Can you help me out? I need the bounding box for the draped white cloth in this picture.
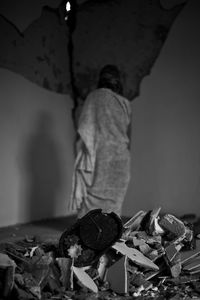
[69,88,131,218]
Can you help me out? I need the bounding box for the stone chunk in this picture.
[159,214,186,240]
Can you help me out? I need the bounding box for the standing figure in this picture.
[69,65,132,218]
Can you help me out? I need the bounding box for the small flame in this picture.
[66,1,71,12]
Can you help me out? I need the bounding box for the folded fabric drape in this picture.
[69,88,131,218]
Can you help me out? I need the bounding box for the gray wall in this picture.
[0,69,75,227]
[124,0,200,216]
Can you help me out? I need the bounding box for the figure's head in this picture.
[98,64,123,95]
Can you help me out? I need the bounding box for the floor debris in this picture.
[0,208,200,299]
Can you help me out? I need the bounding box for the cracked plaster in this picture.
[0,0,188,101]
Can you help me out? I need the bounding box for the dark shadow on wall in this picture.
[25,111,63,221]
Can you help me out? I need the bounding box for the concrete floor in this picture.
[0,215,77,244]
[0,215,131,244]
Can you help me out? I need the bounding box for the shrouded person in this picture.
[69,65,132,218]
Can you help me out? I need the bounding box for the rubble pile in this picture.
[110,207,198,297]
[0,208,200,300]
[0,237,70,299]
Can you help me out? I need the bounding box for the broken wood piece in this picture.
[72,266,98,293]
[45,262,62,293]
[183,260,200,272]
[186,267,200,275]
[144,270,161,281]
[0,252,16,298]
[181,250,200,267]
[56,257,72,290]
[142,207,163,236]
[112,242,159,270]
[31,253,53,290]
[164,245,182,278]
[106,256,128,294]
[131,237,154,257]
[132,236,145,247]
[165,243,182,262]
[124,210,146,231]
[135,231,162,245]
